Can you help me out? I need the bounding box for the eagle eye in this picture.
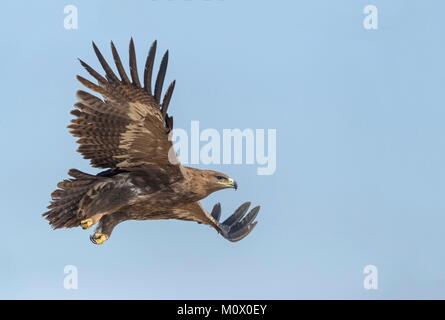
[215,176,226,181]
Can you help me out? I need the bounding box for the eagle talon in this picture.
[90,232,108,245]
[80,218,94,230]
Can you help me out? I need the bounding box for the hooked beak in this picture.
[217,177,238,190]
[228,178,238,190]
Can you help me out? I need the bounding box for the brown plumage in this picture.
[43,38,260,245]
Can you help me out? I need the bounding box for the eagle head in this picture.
[185,168,238,196]
[209,171,238,191]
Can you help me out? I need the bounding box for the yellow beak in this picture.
[226,178,238,190]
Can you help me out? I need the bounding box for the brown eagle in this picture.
[43,39,260,245]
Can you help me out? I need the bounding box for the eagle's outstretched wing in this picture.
[70,39,181,180]
[172,202,260,242]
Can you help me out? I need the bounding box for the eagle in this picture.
[43,39,260,245]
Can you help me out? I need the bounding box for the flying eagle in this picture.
[43,39,260,245]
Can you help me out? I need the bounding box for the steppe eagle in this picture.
[43,39,260,245]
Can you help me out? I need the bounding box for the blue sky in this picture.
[1,0,445,299]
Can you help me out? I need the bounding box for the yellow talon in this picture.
[90,232,108,245]
[80,218,94,230]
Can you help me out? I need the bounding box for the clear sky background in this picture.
[1,0,445,299]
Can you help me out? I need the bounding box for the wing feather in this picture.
[111,41,131,84]
[170,202,261,242]
[154,51,168,102]
[161,80,176,118]
[129,38,142,88]
[78,59,107,84]
[144,41,157,95]
[92,41,119,82]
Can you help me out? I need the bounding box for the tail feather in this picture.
[43,169,98,229]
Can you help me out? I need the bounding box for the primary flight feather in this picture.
[43,39,260,245]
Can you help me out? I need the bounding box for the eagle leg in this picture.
[90,232,109,245]
[80,218,94,229]
[80,212,103,229]
[89,212,128,245]
[213,202,260,242]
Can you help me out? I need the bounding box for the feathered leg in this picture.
[78,178,136,230]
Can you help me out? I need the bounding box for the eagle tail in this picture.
[43,169,99,229]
